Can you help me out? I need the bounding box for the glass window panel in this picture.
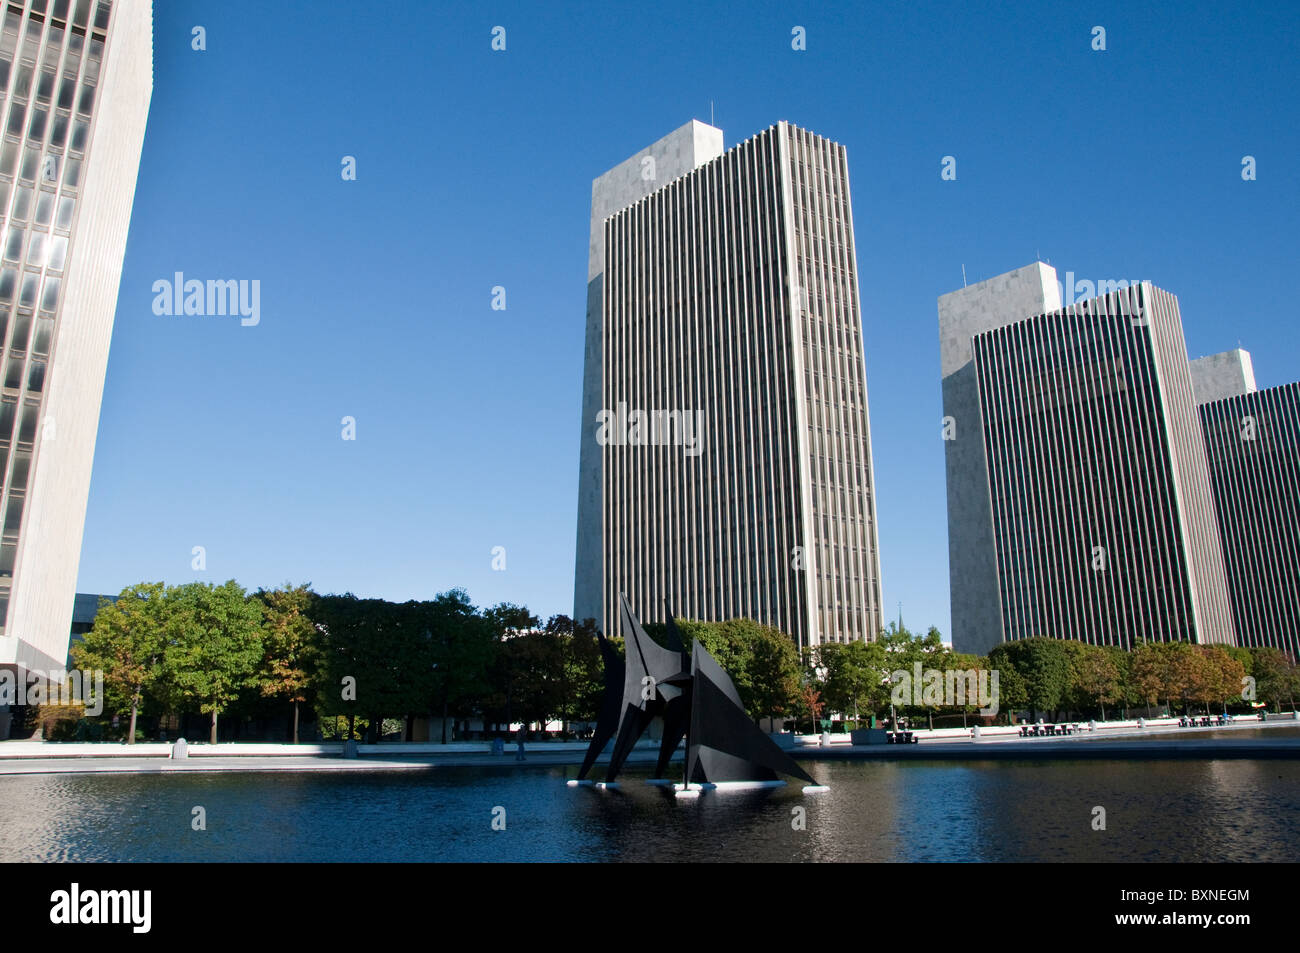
[0,269,15,301]
[18,272,37,307]
[56,195,74,229]
[94,2,110,30]
[62,156,80,189]
[19,399,37,434]
[39,275,59,311]
[36,68,53,102]
[27,233,46,267]
[26,361,44,393]
[11,185,31,220]
[75,0,92,28]
[13,63,31,98]
[3,228,22,262]
[27,107,46,139]
[47,235,66,270]
[57,76,74,109]
[19,147,39,181]
[44,26,63,61]
[4,495,24,536]
[41,153,59,183]
[0,58,10,91]
[6,102,25,135]
[32,317,52,355]
[0,139,16,176]
[5,357,25,389]
[76,83,94,116]
[50,113,67,147]
[16,403,36,444]
[70,119,87,151]
[9,311,29,350]
[54,0,70,20]
[8,451,28,493]
[34,191,53,226]
[0,544,15,578]
[0,399,14,441]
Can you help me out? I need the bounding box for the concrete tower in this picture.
[0,0,153,709]
[938,263,1236,653]
[574,120,883,650]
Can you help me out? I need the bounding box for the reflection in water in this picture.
[0,757,1296,862]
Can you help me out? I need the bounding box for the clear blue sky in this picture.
[77,0,1300,639]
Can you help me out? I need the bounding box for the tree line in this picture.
[59,581,1300,743]
[815,630,1298,728]
[68,581,606,744]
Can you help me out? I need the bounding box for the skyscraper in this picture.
[0,0,152,703]
[938,263,1236,654]
[574,120,883,651]
[1193,351,1300,657]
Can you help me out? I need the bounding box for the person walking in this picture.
[515,727,527,762]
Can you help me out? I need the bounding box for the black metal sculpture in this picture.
[574,594,816,790]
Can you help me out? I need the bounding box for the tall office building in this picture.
[0,0,152,718]
[1193,350,1300,657]
[938,263,1236,655]
[574,120,883,650]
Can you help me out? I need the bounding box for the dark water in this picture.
[3,751,1298,861]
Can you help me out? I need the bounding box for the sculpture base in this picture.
[801,785,830,794]
[672,780,787,796]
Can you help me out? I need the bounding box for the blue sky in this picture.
[77,0,1300,638]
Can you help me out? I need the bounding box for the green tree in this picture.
[1130,639,1166,715]
[422,589,493,742]
[69,583,170,743]
[1069,642,1124,720]
[485,603,542,730]
[746,623,802,727]
[943,651,986,727]
[163,581,265,744]
[1249,647,1298,712]
[818,639,888,725]
[257,583,317,743]
[989,637,1070,721]
[551,614,605,734]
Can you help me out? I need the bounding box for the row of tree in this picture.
[817,630,1298,727]
[67,580,1299,742]
[71,581,606,744]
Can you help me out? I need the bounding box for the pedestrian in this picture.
[515,727,526,762]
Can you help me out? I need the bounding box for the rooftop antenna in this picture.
[710,100,714,126]
[961,264,967,287]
